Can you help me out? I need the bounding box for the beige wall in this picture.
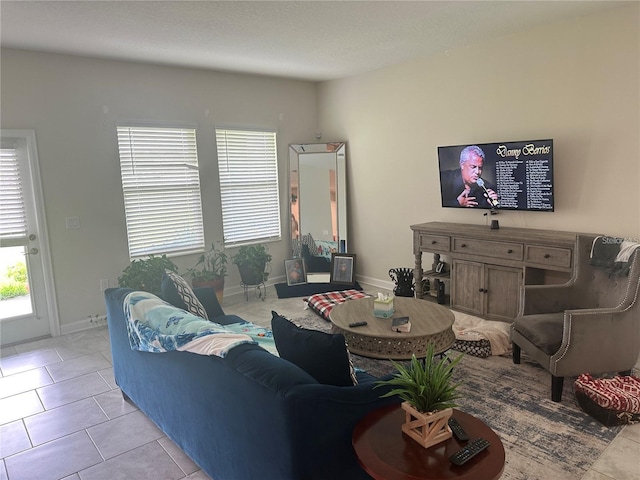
[1,4,639,336]
[317,4,640,285]
[1,49,319,331]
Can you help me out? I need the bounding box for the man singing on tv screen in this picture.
[440,145,499,208]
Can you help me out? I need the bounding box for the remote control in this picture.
[448,417,469,441]
[449,437,490,466]
[348,321,368,327]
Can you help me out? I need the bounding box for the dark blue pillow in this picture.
[271,311,355,387]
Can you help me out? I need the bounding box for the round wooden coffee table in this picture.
[329,297,455,359]
[353,404,505,480]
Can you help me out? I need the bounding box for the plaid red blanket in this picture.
[304,290,370,321]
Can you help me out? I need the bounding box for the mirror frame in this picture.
[289,142,347,269]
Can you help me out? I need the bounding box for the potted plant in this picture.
[232,244,272,287]
[186,242,228,303]
[117,254,178,297]
[376,343,463,448]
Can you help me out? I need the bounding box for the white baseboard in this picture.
[60,315,107,335]
[356,274,394,293]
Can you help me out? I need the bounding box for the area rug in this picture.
[274,281,362,299]
[289,311,623,480]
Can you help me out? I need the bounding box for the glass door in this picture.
[1,130,58,345]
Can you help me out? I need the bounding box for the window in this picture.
[117,126,205,259]
[0,142,27,242]
[215,128,281,246]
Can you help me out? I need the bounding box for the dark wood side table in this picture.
[353,404,505,480]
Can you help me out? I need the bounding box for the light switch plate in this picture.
[65,216,80,229]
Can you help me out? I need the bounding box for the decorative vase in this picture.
[388,268,415,297]
[400,402,453,449]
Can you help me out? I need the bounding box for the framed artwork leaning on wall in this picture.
[330,253,356,285]
[285,259,307,286]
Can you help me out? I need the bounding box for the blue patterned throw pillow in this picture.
[163,270,209,319]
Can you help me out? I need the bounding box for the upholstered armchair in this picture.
[510,234,640,402]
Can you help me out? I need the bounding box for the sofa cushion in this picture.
[271,312,357,387]
[161,271,208,319]
[225,343,319,392]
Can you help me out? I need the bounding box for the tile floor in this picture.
[1,287,639,480]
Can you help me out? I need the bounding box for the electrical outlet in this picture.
[65,216,80,229]
[88,314,106,327]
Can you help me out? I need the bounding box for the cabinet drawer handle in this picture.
[431,240,437,244]
[478,288,488,293]
[507,249,513,254]
[544,254,550,258]
[460,243,466,248]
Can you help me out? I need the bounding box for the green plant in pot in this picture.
[186,242,228,304]
[232,244,272,288]
[118,254,178,297]
[376,343,463,448]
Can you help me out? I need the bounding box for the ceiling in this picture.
[0,1,625,82]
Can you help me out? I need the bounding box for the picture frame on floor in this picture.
[285,259,307,286]
[330,253,356,285]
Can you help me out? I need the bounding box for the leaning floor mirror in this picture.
[289,142,347,280]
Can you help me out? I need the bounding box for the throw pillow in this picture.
[161,270,209,320]
[271,311,357,386]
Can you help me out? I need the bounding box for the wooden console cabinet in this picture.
[411,222,584,321]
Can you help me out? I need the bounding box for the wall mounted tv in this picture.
[438,139,554,211]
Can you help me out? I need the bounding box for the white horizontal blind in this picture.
[0,145,28,242]
[216,128,281,245]
[117,126,205,259]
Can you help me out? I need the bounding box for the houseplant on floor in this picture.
[376,343,463,448]
[186,242,228,304]
[117,254,178,297]
[232,244,272,298]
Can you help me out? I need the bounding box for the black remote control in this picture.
[449,437,490,465]
[448,417,469,441]
[348,321,368,327]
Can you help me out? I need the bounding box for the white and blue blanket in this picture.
[124,291,277,357]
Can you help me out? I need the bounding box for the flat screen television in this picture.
[437,139,554,211]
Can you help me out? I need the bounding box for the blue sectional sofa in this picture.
[104,287,400,480]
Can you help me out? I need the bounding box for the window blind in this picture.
[0,145,28,243]
[216,128,281,246]
[117,126,205,259]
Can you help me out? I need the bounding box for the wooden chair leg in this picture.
[551,376,564,402]
[512,343,521,364]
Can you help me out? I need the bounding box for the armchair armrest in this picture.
[550,305,639,376]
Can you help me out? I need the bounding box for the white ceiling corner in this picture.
[0,1,627,81]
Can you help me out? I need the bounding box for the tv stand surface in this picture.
[410,222,593,321]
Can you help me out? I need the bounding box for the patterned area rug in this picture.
[289,311,623,480]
